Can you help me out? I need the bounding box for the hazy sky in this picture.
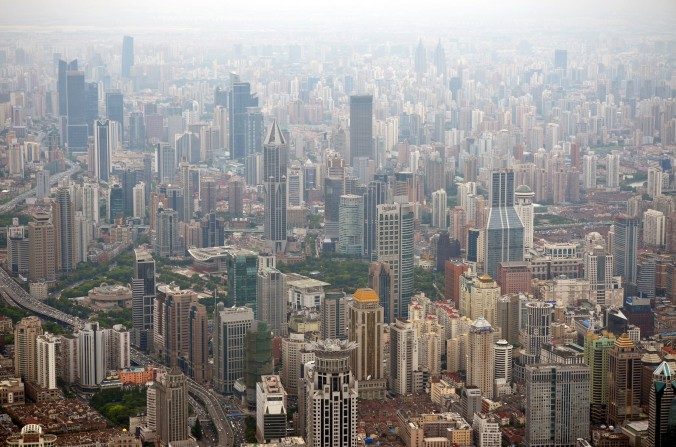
[2,0,675,37]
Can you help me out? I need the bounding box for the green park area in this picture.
[90,387,147,426]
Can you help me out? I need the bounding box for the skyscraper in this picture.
[349,95,373,162]
[305,339,358,447]
[121,35,134,78]
[14,316,43,383]
[321,290,348,340]
[389,319,418,396]
[36,333,58,390]
[484,170,524,278]
[414,39,427,76]
[263,120,288,253]
[608,334,643,425]
[245,106,264,157]
[156,368,189,446]
[27,212,57,283]
[583,154,597,189]
[132,249,155,352]
[155,205,181,258]
[347,288,386,399]
[584,245,616,306]
[78,321,107,389]
[55,187,77,272]
[376,202,415,320]
[57,59,77,117]
[244,321,273,409]
[467,317,496,398]
[647,361,676,447]
[525,364,590,447]
[157,143,176,184]
[256,375,288,443]
[494,339,513,386]
[338,194,364,255]
[229,82,258,160]
[66,69,87,151]
[213,304,254,394]
[364,178,387,260]
[514,185,534,255]
[432,189,447,229]
[226,248,258,308]
[256,266,287,337]
[613,217,639,288]
[606,153,620,189]
[584,331,616,423]
[554,49,568,70]
[520,301,553,362]
[94,119,113,182]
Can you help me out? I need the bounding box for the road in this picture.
[0,266,234,447]
[0,161,80,213]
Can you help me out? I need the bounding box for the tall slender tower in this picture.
[121,36,134,78]
[56,187,77,272]
[36,333,58,390]
[647,361,676,447]
[608,334,643,425]
[156,368,189,446]
[613,217,639,289]
[94,119,112,182]
[349,95,373,162]
[363,178,387,260]
[348,288,386,398]
[263,120,288,254]
[467,317,496,398]
[213,304,254,394]
[514,185,534,255]
[305,340,358,447]
[376,202,415,320]
[14,316,43,383]
[484,170,524,278]
[229,82,259,160]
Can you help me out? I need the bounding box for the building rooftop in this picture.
[353,288,378,303]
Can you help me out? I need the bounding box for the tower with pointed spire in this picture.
[647,361,676,447]
[263,120,288,254]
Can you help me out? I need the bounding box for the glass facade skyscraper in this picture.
[349,95,373,162]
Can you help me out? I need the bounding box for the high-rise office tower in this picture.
[608,334,643,425]
[389,319,419,396]
[256,375,288,443]
[157,143,176,185]
[613,217,639,288]
[78,321,107,389]
[364,179,387,260]
[376,202,414,320]
[348,288,386,398]
[305,340,358,447]
[36,170,50,199]
[55,188,76,272]
[431,189,447,229]
[213,304,254,394]
[133,182,146,220]
[647,361,676,447]
[109,184,125,221]
[525,364,590,447]
[281,332,316,396]
[228,178,244,217]
[338,194,364,255]
[7,219,29,275]
[82,181,100,223]
[132,249,155,352]
[484,170,524,278]
[229,82,258,160]
[434,39,446,76]
[647,167,664,198]
[245,106,264,157]
[14,316,43,383]
[520,301,553,362]
[459,273,501,326]
[27,212,57,283]
[156,368,189,446]
[66,69,87,151]
[187,302,210,383]
[414,39,427,76]
[155,205,181,258]
[583,154,597,189]
[94,119,112,182]
[467,317,496,398]
[324,173,344,240]
[155,285,198,369]
[84,82,98,131]
[105,90,124,138]
[584,331,616,423]
[349,95,373,162]
[225,248,258,308]
[494,339,513,389]
[178,162,198,221]
[554,49,568,70]
[606,153,620,189]
[244,321,273,409]
[514,185,534,255]
[321,290,348,340]
[57,59,77,116]
[263,120,288,253]
[584,245,615,306]
[256,266,287,336]
[121,35,134,78]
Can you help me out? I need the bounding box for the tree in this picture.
[191,418,203,440]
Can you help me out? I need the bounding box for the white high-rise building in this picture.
[256,267,287,337]
[213,304,254,394]
[338,194,364,255]
[458,181,477,210]
[584,245,617,306]
[431,189,447,229]
[514,185,535,255]
[78,321,107,389]
[647,167,664,198]
[494,339,513,386]
[36,333,58,389]
[582,154,597,189]
[643,209,666,247]
[473,413,502,447]
[467,317,495,399]
[389,319,419,396]
[107,324,131,370]
[132,182,146,220]
[606,153,620,190]
[520,301,553,362]
[281,332,315,396]
[82,181,100,224]
[305,340,358,447]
